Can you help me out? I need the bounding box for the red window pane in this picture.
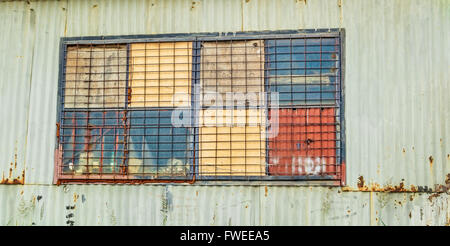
[268,108,337,176]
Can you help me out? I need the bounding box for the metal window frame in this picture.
[54,29,346,186]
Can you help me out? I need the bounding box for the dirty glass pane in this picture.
[61,111,126,174]
[64,45,127,109]
[127,110,193,177]
[200,40,265,107]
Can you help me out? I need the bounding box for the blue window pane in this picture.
[127,109,192,176]
[267,38,339,106]
[89,112,103,125]
[61,110,127,174]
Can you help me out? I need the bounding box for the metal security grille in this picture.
[55,30,345,184]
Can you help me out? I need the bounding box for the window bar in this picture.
[121,44,130,175]
[71,115,76,174]
[338,33,344,177]
[214,40,218,178]
[114,113,118,174]
[319,37,323,174]
[304,38,308,174]
[273,39,278,175]
[264,40,269,176]
[171,42,175,177]
[85,44,93,174]
[192,39,200,180]
[156,109,160,178]
[99,45,106,174]
[190,41,195,179]
[100,114,104,174]
[71,44,79,175]
[289,37,293,176]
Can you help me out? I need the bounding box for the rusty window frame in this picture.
[54,29,345,185]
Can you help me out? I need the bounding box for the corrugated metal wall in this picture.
[0,0,449,225]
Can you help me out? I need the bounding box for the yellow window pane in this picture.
[129,42,192,107]
[199,109,266,176]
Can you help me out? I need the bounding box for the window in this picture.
[55,30,345,184]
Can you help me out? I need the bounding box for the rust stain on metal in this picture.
[1,151,25,185]
[428,193,440,202]
[56,122,61,141]
[0,169,25,185]
[73,193,79,203]
[343,174,450,193]
[264,186,268,197]
[340,162,346,186]
[432,173,450,194]
[357,176,365,189]
[346,181,408,192]
[429,156,434,168]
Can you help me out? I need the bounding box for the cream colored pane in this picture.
[64,45,127,108]
[200,40,265,107]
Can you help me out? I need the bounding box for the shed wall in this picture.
[0,0,449,225]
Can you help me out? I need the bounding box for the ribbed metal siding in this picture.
[0,185,448,226]
[0,0,449,225]
[0,1,35,185]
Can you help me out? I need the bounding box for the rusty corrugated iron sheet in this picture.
[0,185,448,226]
